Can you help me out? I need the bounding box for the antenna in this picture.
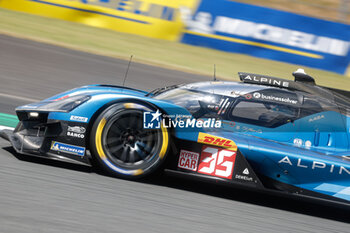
[213,64,217,81]
[122,55,133,87]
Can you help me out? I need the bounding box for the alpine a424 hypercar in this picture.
[2,69,350,206]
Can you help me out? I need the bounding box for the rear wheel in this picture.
[90,102,169,179]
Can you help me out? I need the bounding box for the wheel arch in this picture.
[85,97,174,151]
[87,98,176,178]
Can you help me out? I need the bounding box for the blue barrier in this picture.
[181,0,350,74]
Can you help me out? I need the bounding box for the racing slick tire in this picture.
[90,102,169,179]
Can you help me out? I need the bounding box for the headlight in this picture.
[18,95,91,113]
[43,95,91,112]
[49,95,91,112]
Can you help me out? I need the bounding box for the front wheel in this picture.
[90,102,169,179]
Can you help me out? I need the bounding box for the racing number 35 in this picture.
[198,146,236,179]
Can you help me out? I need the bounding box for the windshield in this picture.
[230,100,298,128]
[154,88,219,115]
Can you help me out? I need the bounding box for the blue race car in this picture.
[1,69,350,205]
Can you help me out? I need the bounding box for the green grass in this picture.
[0,7,349,90]
[0,113,18,128]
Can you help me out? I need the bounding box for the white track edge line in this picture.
[0,125,15,131]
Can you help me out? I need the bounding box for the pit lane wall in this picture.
[1,0,350,74]
[181,0,350,74]
[0,0,199,41]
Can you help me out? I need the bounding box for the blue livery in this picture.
[2,69,350,206]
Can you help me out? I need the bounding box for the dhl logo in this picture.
[197,132,237,150]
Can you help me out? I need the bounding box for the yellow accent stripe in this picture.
[134,169,144,176]
[159,124,169,159]
[95,118,107,160]
[184,30,323,59]
[123,103,135,109]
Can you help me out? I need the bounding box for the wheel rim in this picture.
[102,109,162,168]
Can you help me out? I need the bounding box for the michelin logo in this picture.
[51,141,85,156]
[181,9,350,56]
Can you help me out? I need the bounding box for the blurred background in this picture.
[238,0,350,23]
[0,0,349,91]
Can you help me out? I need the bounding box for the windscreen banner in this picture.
[180,0,350,74]
[0,0,199,41]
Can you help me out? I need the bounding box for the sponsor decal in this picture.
[222,122,262,133]
[197,132,237,150]
[243,168,249,175]
[253,92,261,98]
[67,126,86,138]
[50,141,85,156]
[70,115,88,123]
[67,132,84,138]
[74,0,181,22]
[308,115,325,122]
[68,126,86,134]
[143,110,222,129]
[222,121,236,128]
[182,8,349,57]
[244,94,252,100]
[278,156,350,176]
[293,138,303,147]
[198,146,236,179]
[293,139,312,148]
[305,140,312,148]
[235,174,253,181]
[252,92,298,104]
[207,104,220,111]
[240,126,262,133]
[234,168,253,181]
[178,150,200,171]
[242,75,290,88]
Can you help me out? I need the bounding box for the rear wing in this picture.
[238,71,333,99]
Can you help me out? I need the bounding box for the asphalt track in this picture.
[0,34,349,233]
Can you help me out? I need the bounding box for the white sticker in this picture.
[70,115,88,122]
[178,150,200,171]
